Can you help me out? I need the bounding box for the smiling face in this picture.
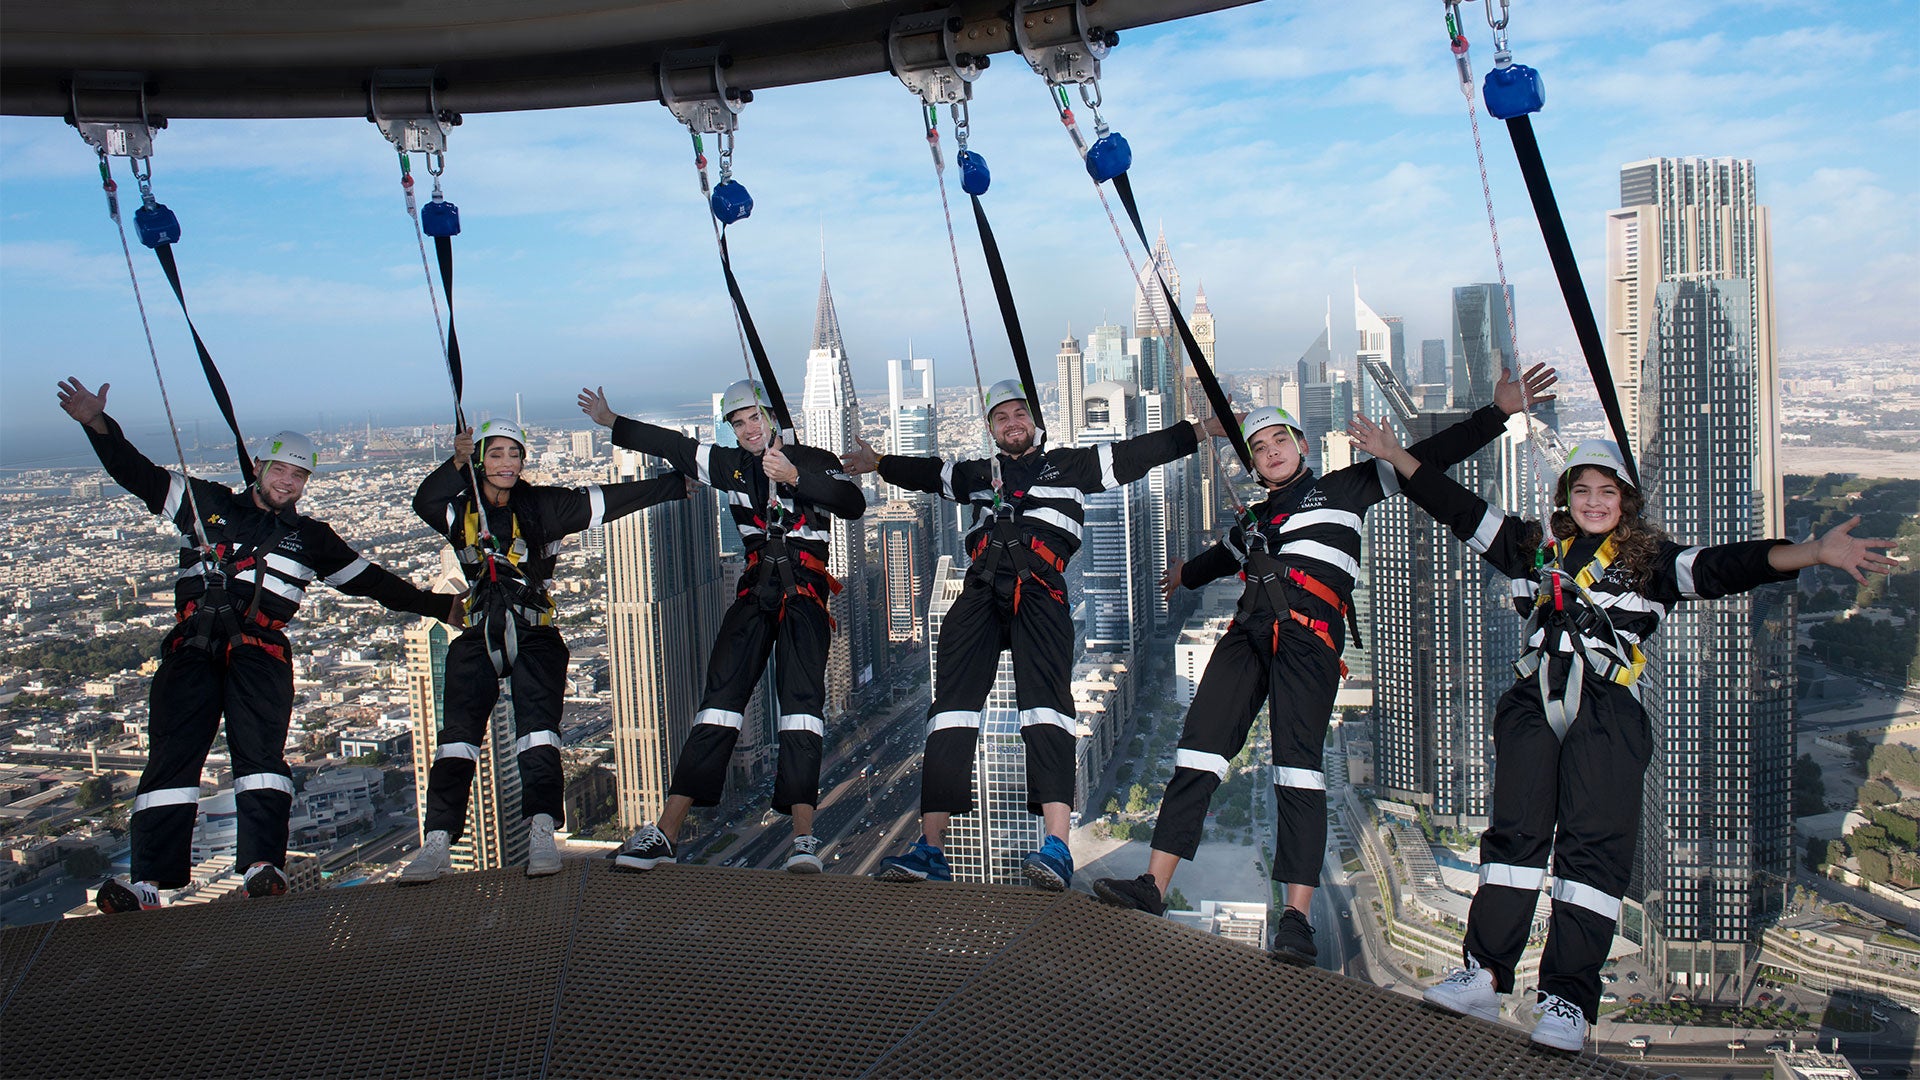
[252,459,311,512]
[1565,465,1625,536]
[728,406,772,454]
[988,399,1035,456]
[479,438,525,493]
[1248,425,1305,486]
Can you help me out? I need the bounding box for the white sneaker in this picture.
[784,834,823,874]
[398,830,451,886]
[526,814,561,877]
[1529,993,1589,1052]
[1423,957,1502,1022]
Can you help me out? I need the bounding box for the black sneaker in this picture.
[242,862,289,898]
[96,877,161,914]
[1092,874,1166,916]
[1268,907,1317,966]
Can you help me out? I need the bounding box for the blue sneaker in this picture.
[1022,835,1074,892]
[875,836,952,883]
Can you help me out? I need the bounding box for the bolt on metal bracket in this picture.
[69,72,162,158]
[889,9,987,106]
[658,47,752,135]
[369,70,460,155]
[1013,0,1116,87]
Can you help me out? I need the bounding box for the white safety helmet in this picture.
[1240,406,1304,445]
[1555,439,1634,504]
[719,379,772,423]
[475,417,528,454]
[983,379,1032,420]
[255,431,318,474]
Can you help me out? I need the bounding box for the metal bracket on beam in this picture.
[658,47,752,135]
[889,9,988,107]
[368,70,460,155]
[1013,0,1118,87]
[68,73,163,158]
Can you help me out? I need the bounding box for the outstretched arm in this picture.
[60,377,196,516]
[1402,364,1558,472]
[1767,516,1901,584]
[786,441,866,520]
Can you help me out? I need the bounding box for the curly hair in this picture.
[1533,465,1668,584]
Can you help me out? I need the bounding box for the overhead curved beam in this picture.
[1,0,1260,121]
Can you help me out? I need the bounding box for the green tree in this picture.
[1859,778,1900,808]
[1859,847,1892,884]
[74,775,114,809]
[64,846,109,880]
[1793,754,1827,817]
[1126,784,1150,814]
[1165,885,1190,911]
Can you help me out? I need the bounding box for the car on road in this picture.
[1757,992,1772,1004]
[1626,1036,1649,1050]
[1764,1041,1788,1053]
[1872,1007,1889,1022]
[1626,971,1639,982]
[1340,909,1350,919]
[1627,993,1646,1005]
[1726,1040,1746,1051]
[1600,973,1618,984]
[1600,993,1618,1004]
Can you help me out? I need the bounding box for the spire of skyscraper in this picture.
[812,261,845,355]
[1192,282,1209,316]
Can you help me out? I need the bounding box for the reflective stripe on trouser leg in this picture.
[1154,624,1270,862]
[1267,619,1340,888]
[771,599,830,816]
[1009,576,1076,815]
[921,580,1006,816]
[1541,890,1620,1024]
[134,629,233,886]
[669,595,777,808]
[428,628,508,840]
[920,725,982,815]
[506,624,570,823]
[220,631,296,876]
[1020,724,1076,814]
[1465,682,1566,994]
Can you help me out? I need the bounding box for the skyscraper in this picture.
[1450,283,1515,411]
[802,261,874,717]
[605,445,730,829]
[406,617,529,872]
[873,500,933,645]
[1606,156,1779,533]
[927,556,1038,885]
[1078,382,1153,656]
[1084,322,1131,387]
[1190,284,1215,367]
[886,355,935,501]
[1055,332,1085,446]
[1420,339,1448,387]
[1132,227,1182,354]
[1382,314,1407,385]
[1633,276,1794,986]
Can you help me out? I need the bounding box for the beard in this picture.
[255,484,299,513]
[994,428,1034,456]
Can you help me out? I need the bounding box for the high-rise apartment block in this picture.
[1079,382,1153,657]
[1055,333,1085,446]
[874,500,933,645]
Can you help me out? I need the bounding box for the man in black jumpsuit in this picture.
[842,378,1220,890]
[580,381,864,873]
[400,416,688,883]
[57,377,461,912]
[1092,365,1554,964]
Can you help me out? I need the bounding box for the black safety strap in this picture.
[967,194,1044,438]
[151,245,253,486]
[431,234,470,434]
[1504,116,1639,488]
[715,231,796,435]
[1109,172,1253,473]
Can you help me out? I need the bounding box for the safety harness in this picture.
[1225,477,1361,678]
[174,515,292,663]
[740,507,843,628]
[1512,533,1647,739]
[965,477,1069,615]
[457,498,554,677]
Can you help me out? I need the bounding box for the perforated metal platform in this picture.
[2,861,1648,1078]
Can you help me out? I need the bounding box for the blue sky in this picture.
[2,1,1915,467]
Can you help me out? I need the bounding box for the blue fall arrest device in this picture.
[1483,54,1545,119]
[134,200,181,248]
[959,150,991,196]
[711,179,753,225]
[1085,131,1132,184]
[422,195,461,237]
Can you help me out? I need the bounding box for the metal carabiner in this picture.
[1485,0,1511,52]
[1077,79,1110,135]
[131,156,156,204]
[949,100,971,153]
[718,130,736,184]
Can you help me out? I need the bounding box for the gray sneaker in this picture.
[784,834,824,874]
[1424,957,1501,1022]
[526,814,561,877]
[398,830,451,886]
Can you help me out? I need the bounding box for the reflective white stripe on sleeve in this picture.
[258,575,308,605]
[435,741,482,762]
[694,708,745,730]
[727,490,757,507]
[163,473,187,521]
[1374,457,1401,496]
[514,731,562,755]
[232,772,295,797]
[1270,766,1327,790]
[1674,546,1704,599]
[264,552,319,584]
[1469,507,1505,555]
[1274,539,1359,578]
[1018,707,1076,733]
[929,710,981,732]
[1024,486,1086,503]
[939,459,957,500]
[323,556,372,588]
[1479,862,1546,890]
[1511,578,1537,600]
[694,443,714,486]
[586,484,608,529]
[778,713,826,737]
[132,786,201,814]
[1175,748,1230,781]
[1097,444,1119,490]
[1551,876,1623,920]
[1600,592,1665,616]
[1275,508,1364,535]
[1020,506,1083,540]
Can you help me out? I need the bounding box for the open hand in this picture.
[577,386,616,427]
[841,434,880,476]
[453,427,475,467]
[1159,559,1185,602]
[1495,363,1558,415]
[1817,516,1904,585]
[57,377,111,433]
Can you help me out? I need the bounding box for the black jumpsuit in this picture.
[880,422,1201,817]
[413,456,685,841]
[1396,444,1796,1023]
[1154,405,1512,887]
[85,415,452,888]
[608,418,865,816]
